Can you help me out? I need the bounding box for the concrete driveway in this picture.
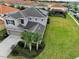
[0,57,10,59]
[0,35,22,57]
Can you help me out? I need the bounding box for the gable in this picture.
[7,12,24,19]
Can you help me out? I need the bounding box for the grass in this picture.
[9,14,79,59]
[35,14,79,59]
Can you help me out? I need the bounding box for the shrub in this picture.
[16,6,25,10]
[18,41,25,48]
[10,4,15,8]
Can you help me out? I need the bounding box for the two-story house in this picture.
[3,7,48,35]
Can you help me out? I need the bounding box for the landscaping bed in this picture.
[0,29,8,41]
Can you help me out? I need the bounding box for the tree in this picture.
[10,4,15,8]
[33,32,42,51]
[16,6,25,10]
[22,31,34,52]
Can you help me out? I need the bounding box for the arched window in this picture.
[41,19,43,21]
[35,18,37,21]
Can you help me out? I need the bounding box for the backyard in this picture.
[9,14,79,59]
[35,14,79,59]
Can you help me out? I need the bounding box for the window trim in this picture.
[6,20,15,25]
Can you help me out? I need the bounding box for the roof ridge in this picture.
[19,11,25,18]
[37,8,47,17]
[22,7,45,17]
[35,8,45,17]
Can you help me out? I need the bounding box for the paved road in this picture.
[0,35,22,57]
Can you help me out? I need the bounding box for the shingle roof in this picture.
[48,3,67,12]
[7,7,48,18]
[3,0,31,4]
[25,21,45,33]
[35,23,45,33]
[7,12,23,19]
[18,21,45,33]
[0,5,19,14]
[25,21,38,29]
[22,7,48,17]
[21,1,36,5]
[18,21,38,32]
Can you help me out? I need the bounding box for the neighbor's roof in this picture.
[21,1,36,6]
[0,5,19,14]
[48,3,67,12]
[7,7,48,18]
[3,0,32,4]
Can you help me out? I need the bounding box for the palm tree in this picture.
[22,31,33,52]
[33,32,42,51]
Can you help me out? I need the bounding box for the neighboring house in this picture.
[48,3,68,12]
[22,1,48,9]
[48,3,68,17]
[3,0,48,10]
[3,0,32,4]
[0,5,19,16]
[0,5,19,31]
[3,7,48,35]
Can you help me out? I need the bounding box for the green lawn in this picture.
[10,14,79,59]
[35,15,79,59]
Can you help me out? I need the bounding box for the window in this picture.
[28,18,31,20]
[6,20,15,25]
[41,19,43,21]
[35,18,37,21]
[20,19,24,24]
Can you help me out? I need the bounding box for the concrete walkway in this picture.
[0,35,21,57]
[75,57,79,59]
[0,57,10,59]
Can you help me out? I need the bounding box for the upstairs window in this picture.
[28,18,31,20]
[6,20,15,25]
[20,19,24,24]
[41,19,43,21]
[35,18,37,21]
